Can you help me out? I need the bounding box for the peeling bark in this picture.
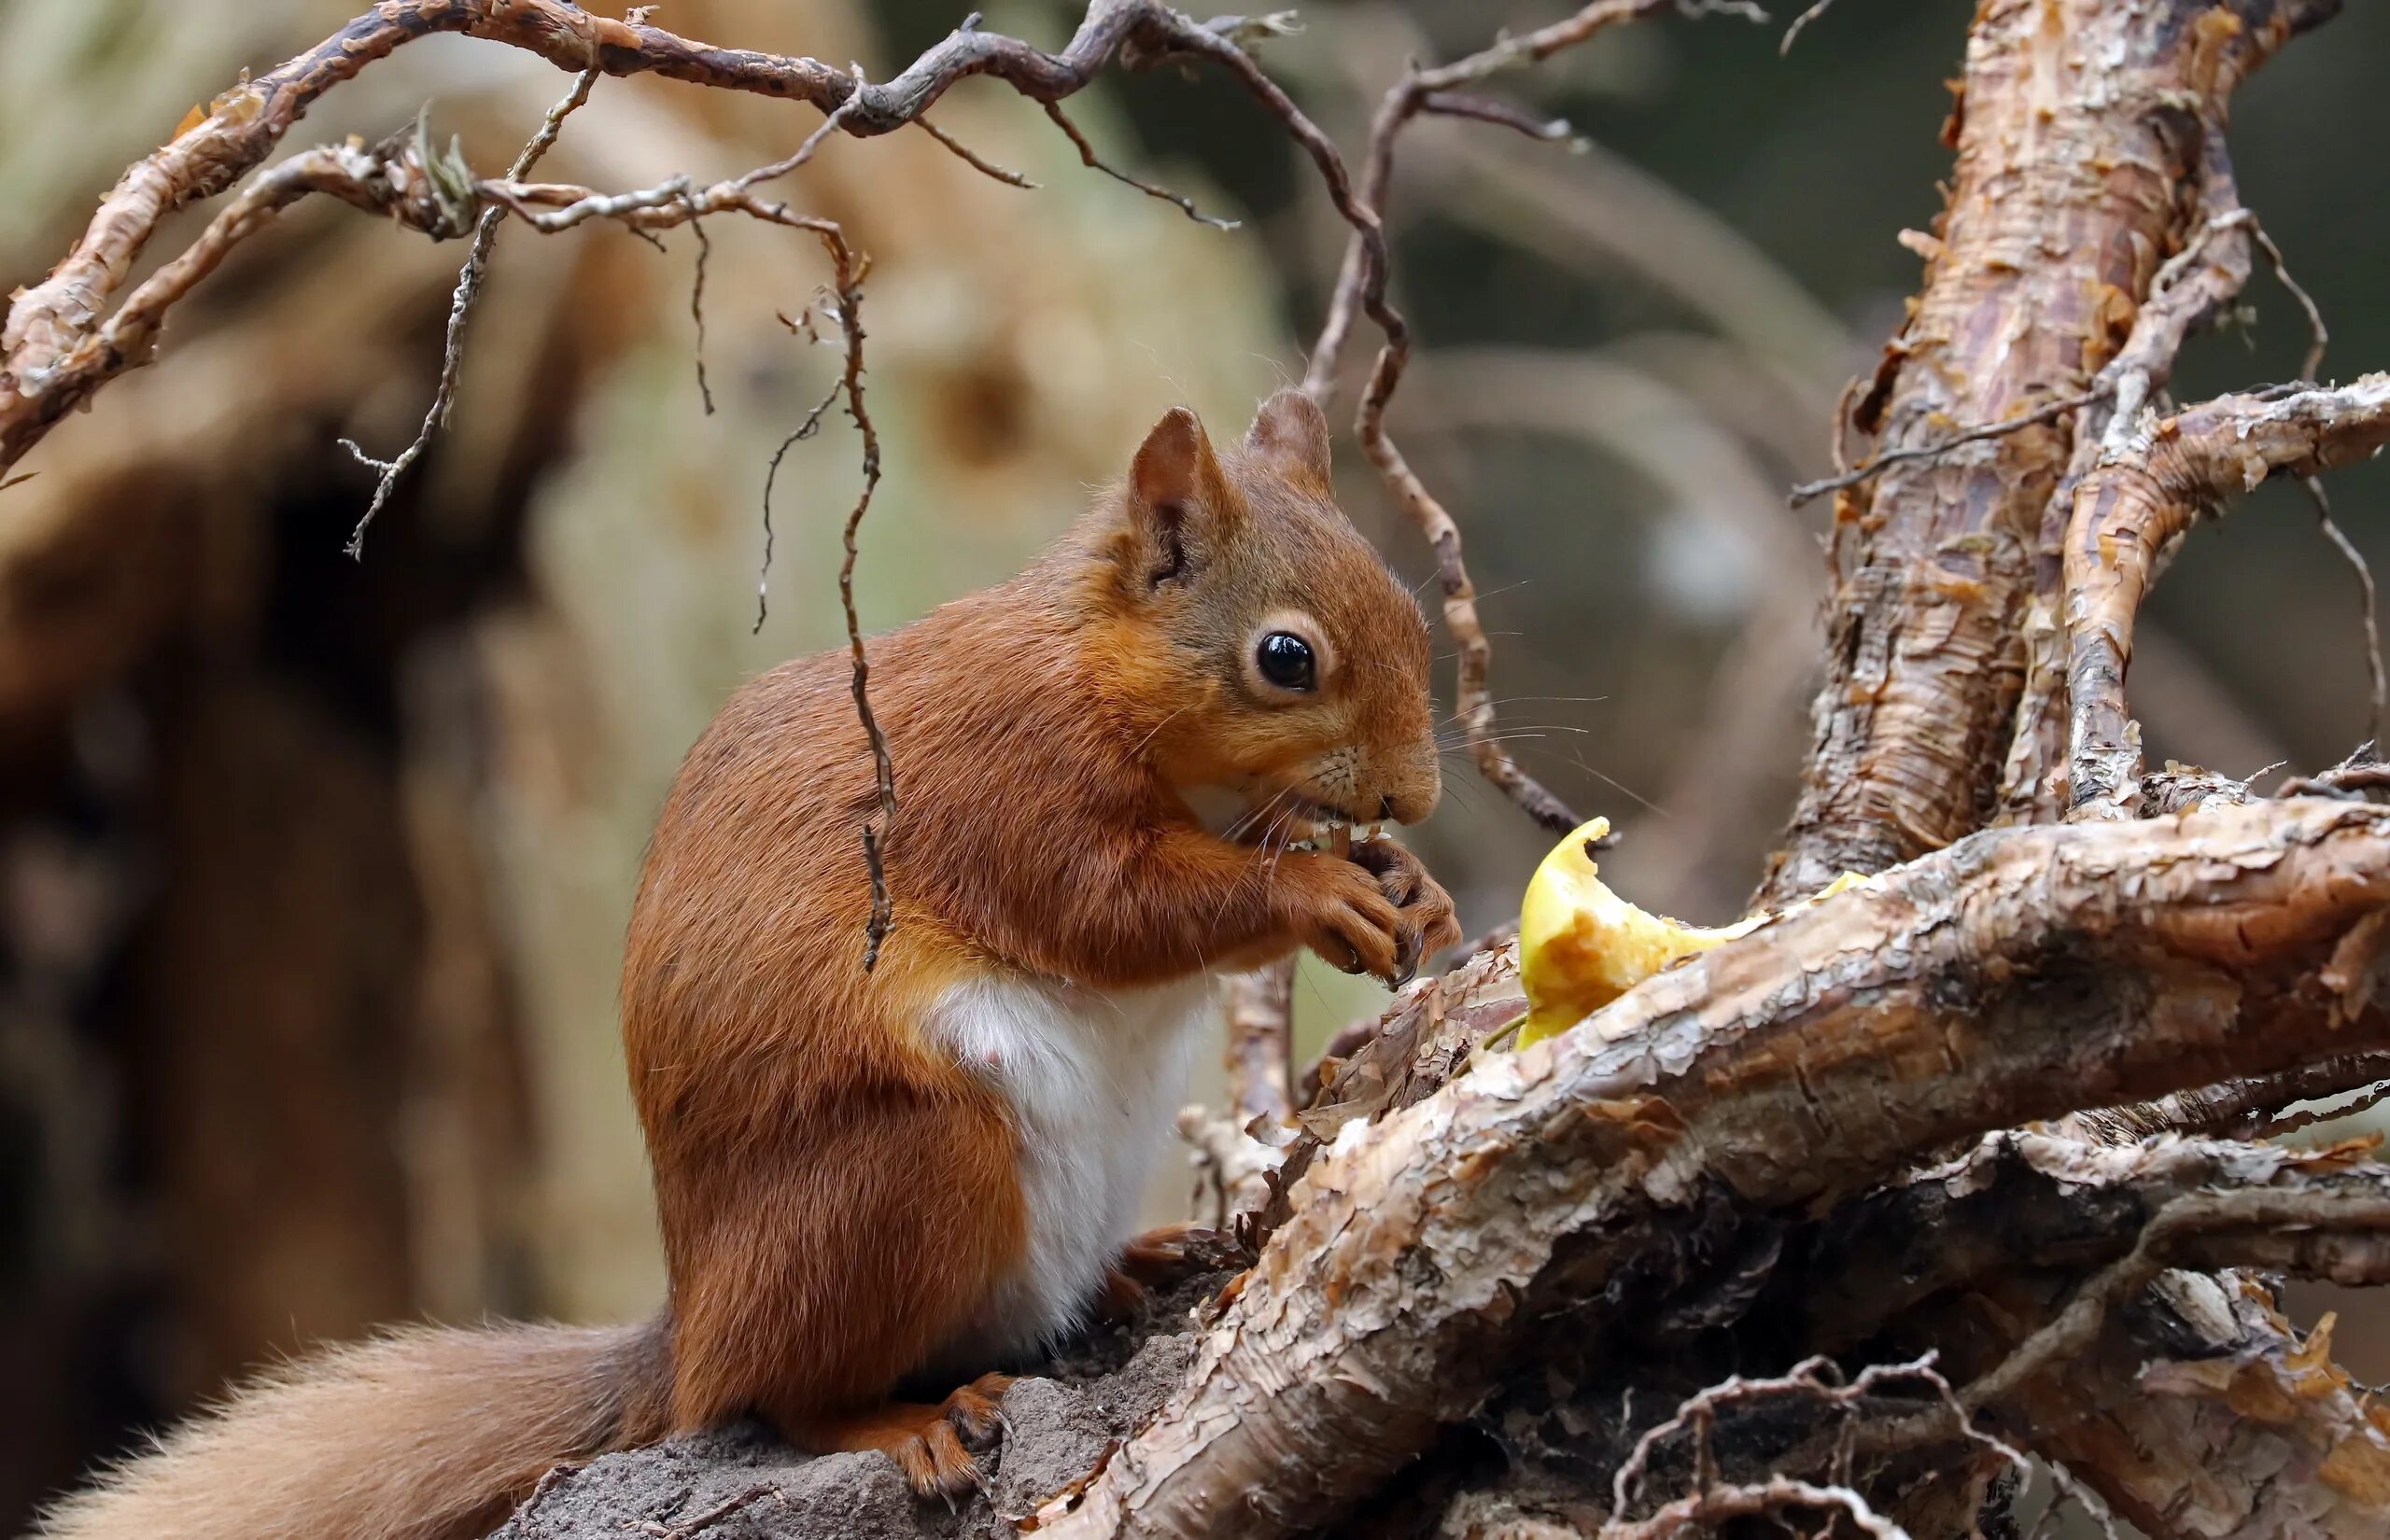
[2065,374,2390,819]
[1756,0,2335,904]
[1039,799,2390,1540]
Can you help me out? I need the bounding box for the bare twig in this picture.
[686,212,715,415]
[0,0,1356,472]
[1040,102,1239,230]
[1787,389,2101,507]
[1300,1,1766,833]
[915,115,1039,189]
[1604,1477,1910,1540]
[640,1484,786,1540]
[2247,213,2329,381]
[1778,0,1842,53]
[1416,92,1571,142]
[342,67,598,557]
[822,237,895,973]
[2305,477,2386,747]
[755,371,845,636]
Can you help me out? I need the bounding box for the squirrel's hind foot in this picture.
[802,1373,1014,1499]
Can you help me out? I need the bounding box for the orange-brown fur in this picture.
[625,390,1454,1487]
[35,391,1456,1539]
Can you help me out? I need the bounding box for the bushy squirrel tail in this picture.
[35,1316,673,1540]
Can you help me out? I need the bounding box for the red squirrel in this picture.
[38,389,1458,1540]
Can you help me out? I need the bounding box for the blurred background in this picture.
[4,0,2388,1529]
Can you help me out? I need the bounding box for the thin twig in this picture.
[1041,102,1239,230]
[1778,0,1841,53]
[0,0,1353,474]
[2304,476,2386,748]
[1787,388,2101,507]
[1417,91,1572,141]
[1601,1476,1911,1540]
[640,1483,786,1540]
[342,66,599,557]
[687,210,715,414]
[2249,217,2328,380]
[1304,3,1769,834]
[826,248,895,973]
[755,369,845,635]
[916,114,1040,188]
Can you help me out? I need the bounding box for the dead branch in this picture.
[0,0,1343,473]
[1785,389,2101,507]
[343,68,598,557]
[2000,147,2352,823]
[2008,1273,2390,1540]
[1042,102,1239,230]
[1177,961,1300,1229]
[1787,1130,2390,1537]
[2053,1049,2390,1144]
[1040,798,2390,1540]
[1297,0,1765,836]
[2064,374,2390,820]
[1755,0,2334,904]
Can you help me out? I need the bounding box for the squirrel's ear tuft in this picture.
[1126,406,1231,588]
[1243,388,1332,493]
[1132,407,1218,511]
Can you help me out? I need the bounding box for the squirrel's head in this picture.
[1089,389,1440,839]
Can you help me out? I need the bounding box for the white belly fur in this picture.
[922,969,1216,1368]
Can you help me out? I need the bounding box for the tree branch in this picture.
[1298,0,1766,835]
[1755,0,2334,903]
[2065,374,2390,820]
[1038,798,2390,1539]
[0,0,1336,473]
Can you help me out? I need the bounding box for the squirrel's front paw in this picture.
[1350,839,1461,982]
[1288,843,1458,986]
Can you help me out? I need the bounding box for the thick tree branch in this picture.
[1037,798,2390,1539]
[1755,0,2335,903]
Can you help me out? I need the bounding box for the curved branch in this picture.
[2064,374,2390,819]
[1039,798,2390,1540]
[0,0,1326,470]
[1754,0,2333,903]
[1300,0,1774,836]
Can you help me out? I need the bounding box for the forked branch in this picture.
[2064,374,2390,819]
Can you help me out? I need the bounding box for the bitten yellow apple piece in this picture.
[1514,819,1867,1049]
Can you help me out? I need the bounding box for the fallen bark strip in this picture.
[1756,0,2335,904]
[1038,798,2390,1540]
[2066,374,2390,820]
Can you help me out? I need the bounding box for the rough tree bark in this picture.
[1755,0,2337,904]
[12,1,2390,1538]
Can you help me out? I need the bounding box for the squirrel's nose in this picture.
[1379,778,1440,827]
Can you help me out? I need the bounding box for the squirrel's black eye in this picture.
[1256,631,1316,692]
